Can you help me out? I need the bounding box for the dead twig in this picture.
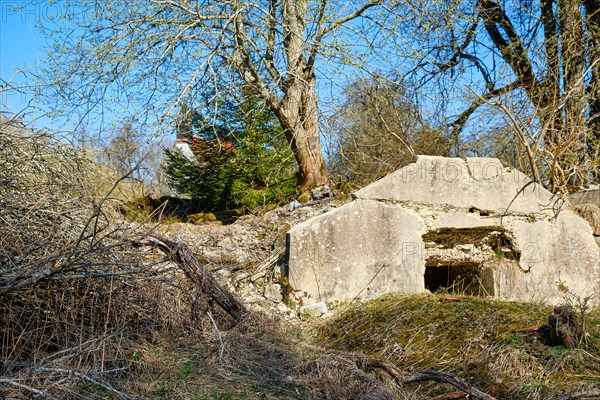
[330,354,496,400]
[556,390,600,400]
[341,354,497,400]
[207,311,225,363]
[0,377,60,400]
[404,370,496,400]
[133,234,247,321]
[36,367,133,400]
[430,392,469,400]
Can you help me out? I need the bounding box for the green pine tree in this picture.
[163,94,298,211]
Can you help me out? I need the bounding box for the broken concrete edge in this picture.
[354,155,565,217]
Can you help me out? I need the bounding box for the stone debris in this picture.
[142,195,344,320]
[264,283,283,303]
[299,302,328,318]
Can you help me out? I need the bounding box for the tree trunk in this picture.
[233,0,330,190]
[558,0,586,133]
[557,0,587,186]
[477,0,595,188]
[278,73,329,190]
[585,0,600,173]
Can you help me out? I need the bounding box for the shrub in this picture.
[0,116,192,398]
[328,77,450,185]
[163,96,298,211]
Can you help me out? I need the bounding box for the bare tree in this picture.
[397,0,599,189]
[329,77,449,185]
[40,0,415,190]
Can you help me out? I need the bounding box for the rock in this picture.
[264,283,283,303]
[240,284,251,296]
[288,200,302,211]
[299,302,328,318]
[311,185,332,200]
[287,156,600,306]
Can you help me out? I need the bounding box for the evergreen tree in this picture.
[163,94,297,210]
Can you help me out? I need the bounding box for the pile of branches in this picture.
[0,117,192,398]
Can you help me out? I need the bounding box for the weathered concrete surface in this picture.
[287,156,600,306]
[288,200,425,304]
[568,189,600,240]
[355,156,556,215]
[568,189,600,207]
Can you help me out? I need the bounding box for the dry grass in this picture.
[0,117,196,399]
[116,313,420,400]
[315,293,600,399]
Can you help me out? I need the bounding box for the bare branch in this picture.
[449,80,521,144]
[321,0,383,37]
[477,0,538,99]
[36,368,133,400]
[309,0,383,69]
[0,378,60,400]
[404,370,496,400]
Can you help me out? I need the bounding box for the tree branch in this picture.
[231,7,282,111]
[346,355,496,400]
[0,378,60,400]
[133,235,247,321]
[438,20,479,73]
[556,390,600,400]
[264,0,283,83]
[321,0,383,37]
[477,0,539,100]
[36,367,133,400]
[404,370,496,400]
[308,0,383,69]
[448,79,521,145]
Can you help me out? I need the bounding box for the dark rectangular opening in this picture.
[424,264,494,296]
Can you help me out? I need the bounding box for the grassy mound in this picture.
[315,294,600,399]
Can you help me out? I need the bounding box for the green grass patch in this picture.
[314,293,600,399]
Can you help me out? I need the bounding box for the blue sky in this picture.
[0,1,150,137]
[0,1,49,123]
[0,1,349,138]
[0,1,493,141]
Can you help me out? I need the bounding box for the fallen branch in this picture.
[133,235,247,321]
[430,392,469,400]
[36,367,132,400]
[240,247,285,283]
[337,353,496,400]
[299,358,400,399]
[556,390,600,400]
[0,378,60,400]
[404,371,496,400]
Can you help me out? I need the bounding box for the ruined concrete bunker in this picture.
[286,156,600,306]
